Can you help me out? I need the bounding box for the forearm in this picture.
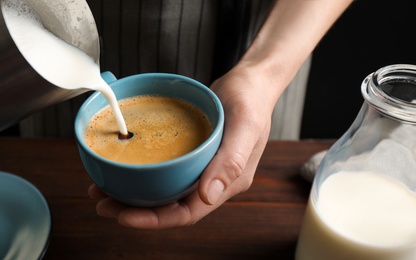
[236,0,354,102]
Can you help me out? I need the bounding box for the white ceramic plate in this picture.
[0,171,51,259]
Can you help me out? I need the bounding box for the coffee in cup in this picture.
[84,95,213,164]
[75,72,224,207]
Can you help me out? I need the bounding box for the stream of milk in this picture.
[1,0,128,135]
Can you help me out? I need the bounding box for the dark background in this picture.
[2,0,416,139]
[300,0,416,139]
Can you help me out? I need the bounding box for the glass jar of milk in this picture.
[296,64,416,260]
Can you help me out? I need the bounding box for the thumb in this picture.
[199,145,249,205]
[198,113,262,205]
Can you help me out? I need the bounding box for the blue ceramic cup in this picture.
[75,72,224,207]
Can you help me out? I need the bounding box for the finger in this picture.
[118,203,192,229]
[198,106,266,205]
[96,197,129,218]
[117,190,219,230]
[88,184,108,199]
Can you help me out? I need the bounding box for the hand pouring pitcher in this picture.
[0,0,100,132]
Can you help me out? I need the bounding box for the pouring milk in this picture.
[1,0,128,136]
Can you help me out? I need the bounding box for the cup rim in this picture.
[74,72,224,169]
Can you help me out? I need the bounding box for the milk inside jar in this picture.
[295,64,416,260]
[296,171,416,260]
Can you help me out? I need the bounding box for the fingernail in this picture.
[207,179,225,204]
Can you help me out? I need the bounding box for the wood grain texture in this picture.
[0,138,332,259]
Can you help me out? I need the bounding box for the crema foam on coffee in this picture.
[84,95,212,164]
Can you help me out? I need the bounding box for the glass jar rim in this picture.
[362,64,416,123]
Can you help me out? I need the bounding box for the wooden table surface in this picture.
[0,137,333,259]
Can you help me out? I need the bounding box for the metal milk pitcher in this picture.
[0,0,99,132]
